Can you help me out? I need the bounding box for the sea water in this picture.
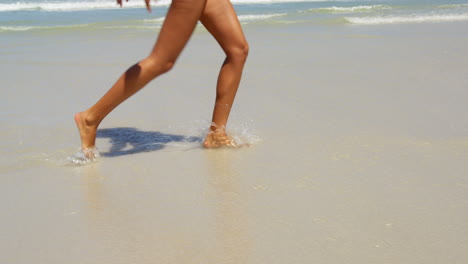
[1,0,468,33]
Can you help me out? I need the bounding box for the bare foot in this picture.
[203,130,238,148]
[74,112,97,150]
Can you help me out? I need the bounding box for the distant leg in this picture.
[75,0,207,149]
[200,0,249,148]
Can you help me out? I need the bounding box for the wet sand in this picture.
[1,22,468,263]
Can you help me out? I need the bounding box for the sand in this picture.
[1,21,468,263]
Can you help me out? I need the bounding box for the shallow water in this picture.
[68,147,101,165]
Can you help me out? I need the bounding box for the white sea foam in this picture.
[0,0,359,12]
[0,23,92,32]
[143,17,166,23]
[0,26,40,31]
[0,22,162,32]
[238,13,287,21]
[346,13,468,25]
[102,25,161,30]
[310,5,391,13]
[0,1,171,12]
[437,4,468,9]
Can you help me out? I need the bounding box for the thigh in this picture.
[199,0,247,54]
[150,0,207,61]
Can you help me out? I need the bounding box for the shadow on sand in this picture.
[96,127,202,157]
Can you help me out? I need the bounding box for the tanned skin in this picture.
[75,0,248,151]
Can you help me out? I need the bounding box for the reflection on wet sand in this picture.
[81,163,104,223]
[205,149,252,264]
[78,150,251,263]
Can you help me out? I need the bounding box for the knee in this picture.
[143,56,175,76]
[159,60,175,74]
[227,41,249,63]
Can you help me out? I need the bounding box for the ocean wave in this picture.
[238,13,287,21]
[346,13,468,25]
[0,1,171,12]
[0,2,129,12]
[102,25,161,30]
[309,5,391,13]
[0,0,354,12]
[0,26,39,31]
[437,4,468,9]
[0,25,69,32]
[143,17,166,23]
[0,23,164,32]
[0,23,99,32]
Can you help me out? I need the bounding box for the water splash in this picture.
[68,147,100,165]
[228,121,262,147]
[165,119,262,149]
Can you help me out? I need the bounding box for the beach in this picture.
[1,1,468,263]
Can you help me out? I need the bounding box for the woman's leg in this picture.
[75,0,207,149]
[199,0,249,148]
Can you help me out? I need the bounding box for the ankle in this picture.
[81,111,99,128]
[209,128,227,137]
[209,123,227,133]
